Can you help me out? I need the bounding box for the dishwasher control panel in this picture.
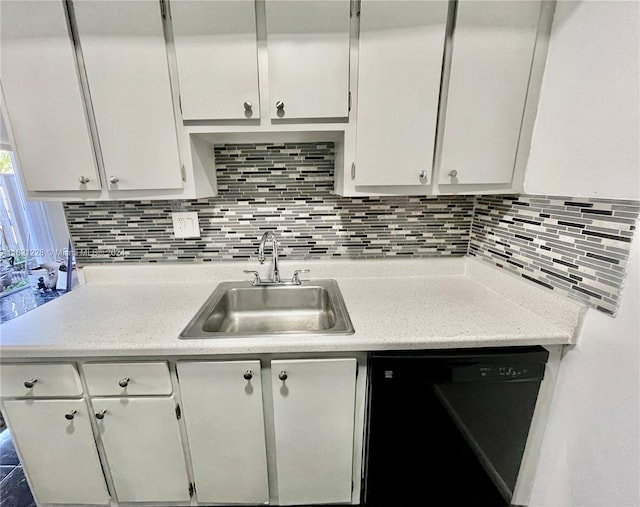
[452,363,545,382]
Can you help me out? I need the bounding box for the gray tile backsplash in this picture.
[64,143,473,264]
[63,142,639,316]
[469,195,639,315]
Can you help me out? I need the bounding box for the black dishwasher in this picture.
[363,346,549,506]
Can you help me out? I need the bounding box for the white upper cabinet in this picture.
[438,0,541,186]
[355,0,448,186]
[171,0,260,121]
[265,0,351,120]
[0,0,100,192]
[271,358,357,505]
[73,0,183,191]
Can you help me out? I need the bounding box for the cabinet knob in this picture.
[95,409,107,420]
[243,370,253,381]
[419,171,427,180]
[118,377,130,388]
[78,176,90,184]
[65,410,77,421]
[243,101,252,111]
[109,176,120,184]
[276,101,285,111]
[278,371,288,381]
[24,378,38,389]
[448,170,458,178]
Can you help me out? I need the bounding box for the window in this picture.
[1,112,71,299]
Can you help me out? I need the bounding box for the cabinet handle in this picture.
[118,377,130,388]
[109,176,120,184]
[95,409,107,420]
[24,378,37,389]
[243,101,252,111]
[448,170,458,178]
[278,371,288,381]
[78,176,90,184]
[243,370,253,380]
[65,410,77,421]
[276,101,284,111]
[419,171,427,180]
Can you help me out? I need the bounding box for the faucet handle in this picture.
[243,270,262,286]
[291,269,310,285]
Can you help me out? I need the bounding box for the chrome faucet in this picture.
[243,232,309,285]
[258,231,280,283]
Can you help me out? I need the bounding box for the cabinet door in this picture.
[92,396,190,503]
[355,0,448,186]
[271,358,357,505]
[177,360,269,504]
[73,0,183,191]
[439,0,541,185]
[265,0,351,119]
[171,0,260,120]
[0,1,100,192]
[2,399,109,505]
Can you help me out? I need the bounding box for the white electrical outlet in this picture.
[172,212,201,239]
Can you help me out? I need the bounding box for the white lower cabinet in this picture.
[91,396,191,503]
[1,357,360,506]
[2,399,110,505]
[177,357,359,506]
[272,358,357,505]
[177,360,269,504]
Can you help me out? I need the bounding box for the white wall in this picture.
[526,3,640,503]
[524,0,640,200]
[530,234,640,506]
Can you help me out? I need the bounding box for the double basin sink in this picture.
[180,279,354,339]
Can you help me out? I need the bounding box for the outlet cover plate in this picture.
[172,212,200,239]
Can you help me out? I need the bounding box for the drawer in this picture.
[0,364,83,398]
[82,362,172,396]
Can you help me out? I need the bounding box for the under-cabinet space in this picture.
[2,399,110,505]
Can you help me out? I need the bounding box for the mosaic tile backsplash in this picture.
[64,143,473,264]
[63,142,639,316]
[469,195,639,315]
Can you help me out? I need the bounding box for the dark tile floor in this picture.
[0,287,65,323]
[0,430,35,507]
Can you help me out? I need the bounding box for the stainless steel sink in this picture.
[180,279,354,339]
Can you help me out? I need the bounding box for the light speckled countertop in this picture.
[0,258,585,359]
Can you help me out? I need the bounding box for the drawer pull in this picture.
[24,378,38,389]
[65,410,77,421]
[95,409,107,420]
[278,371,288,381]
[118,377,130,388]
[243,370,253,381]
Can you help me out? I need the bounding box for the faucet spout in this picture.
[258,231,280,283]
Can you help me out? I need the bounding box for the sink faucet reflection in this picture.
[258,231,280,283]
